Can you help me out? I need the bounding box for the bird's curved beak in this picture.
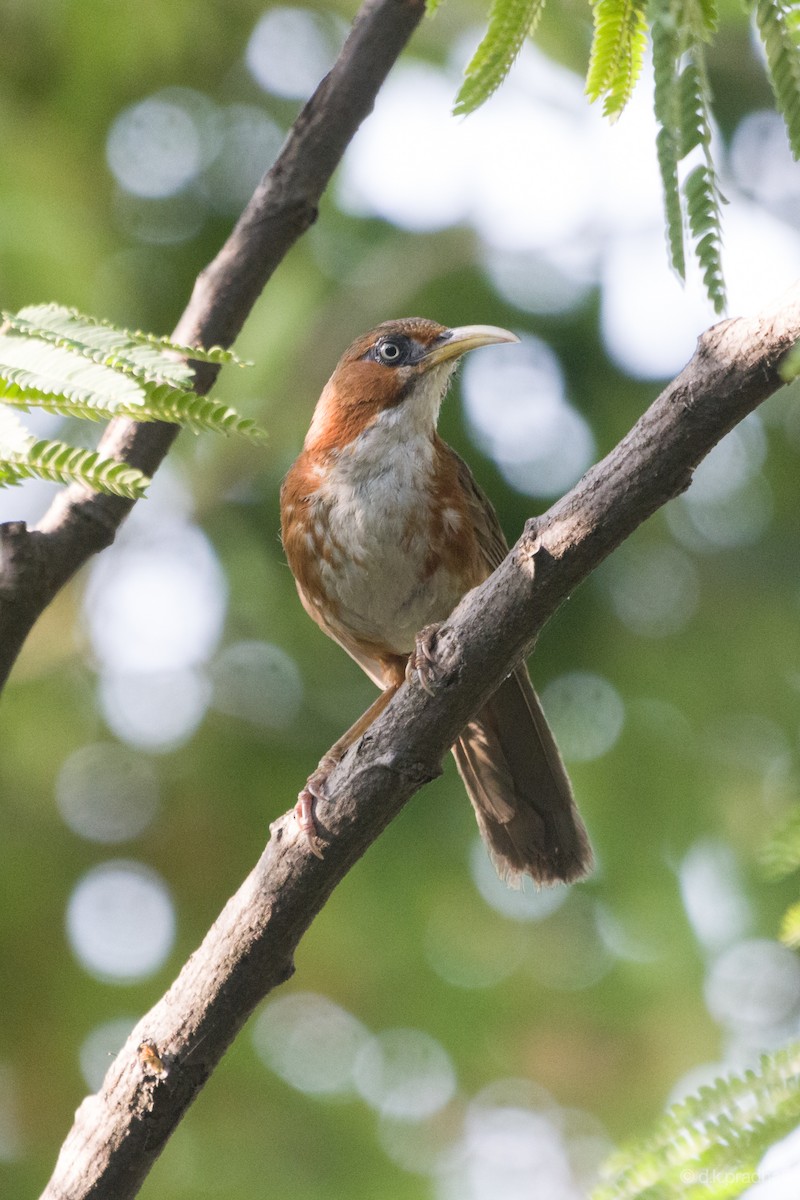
[421,324,519,367]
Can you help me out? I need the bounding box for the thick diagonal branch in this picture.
[0,0,426,692]
[40,286,800,1200]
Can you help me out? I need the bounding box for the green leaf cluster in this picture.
[651,0,726,312]
[755,0,800,158]
[0,304,263,499]
[586,0,649,120]
[454,0,800,312]
[594,1043,800,1199]
[454,0,547,115]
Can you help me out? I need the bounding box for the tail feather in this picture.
[452,668,592,886]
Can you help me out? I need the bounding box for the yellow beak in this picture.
[421,324,519,367]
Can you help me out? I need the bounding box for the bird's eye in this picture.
[376,338,406,365]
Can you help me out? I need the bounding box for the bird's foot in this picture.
[406,623,443,695]
[294,753,337,860]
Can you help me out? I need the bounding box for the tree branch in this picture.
[40,285,800,1200]
[0,0,426,693]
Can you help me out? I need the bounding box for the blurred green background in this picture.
[2,0,800,1196]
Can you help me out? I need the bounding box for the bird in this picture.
[280,318,592,885]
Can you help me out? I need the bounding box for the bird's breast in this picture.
[284,426,474,657]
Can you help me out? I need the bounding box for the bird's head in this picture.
[304,318,519,454]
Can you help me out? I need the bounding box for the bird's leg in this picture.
[405,623,443,695]
[294,683,401,857]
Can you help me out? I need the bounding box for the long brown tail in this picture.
[452,667,592,886]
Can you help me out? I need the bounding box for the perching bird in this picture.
[280,318,592,885]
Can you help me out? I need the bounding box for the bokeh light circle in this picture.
[211,641,303,730]
[604,541,700,638]
[705,939,800,1031]
[246,7,340,99]
[66,861,176,983]
[541,672,625,762]
[353,1028,457,1120]
[79,1017,136,1091]
[461,335,594,497]
[107,97,202,199]
[56,742,160,843]
[253,992,369,1097]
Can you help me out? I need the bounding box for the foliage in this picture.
[455,0,800,312]
[585,0,649,120]
[0,408,149,498]
[594,1044,800,1199]
[454,0,548,114]
[0,305,262,499]
[650,1,726,313]
[755,0,800,158]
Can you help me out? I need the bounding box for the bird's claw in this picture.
[294,762,334,860]
[406,623,442,695]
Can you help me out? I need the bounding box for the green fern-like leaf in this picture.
[0,366,267,442]
[678,61,710,156]
[657,128,687,277]
[454,0,547,115]
[594,1042,800,1200]
[586,0,649,119]
[680,52,726,313]
[3,306,233,393]
[0,304,264,497]
[6,305,247,371]
[25,441,150,498]
[124,388,268,441]
[648,0,726,308]
[652,12,686,277]
[651,6,681,120]
[684,0,719,41]
[754,0,800,158]
[685,164,726,312]
[0,408,147,497]
[0,306,266,432]
[0,341,266,443]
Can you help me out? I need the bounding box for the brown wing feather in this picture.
[446,445,510,575]
[444,446,592,885]
[453,669,592,885]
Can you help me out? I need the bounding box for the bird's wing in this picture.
[449,447,510,575]
[446,448,592,885]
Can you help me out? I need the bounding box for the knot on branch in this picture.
[517,518,544,574]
